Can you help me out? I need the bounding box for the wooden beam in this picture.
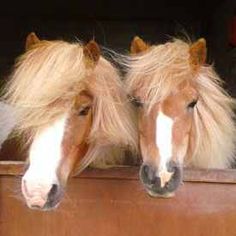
[0,161,236,184]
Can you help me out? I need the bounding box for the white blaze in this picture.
[23,115,67,188]
[155,111,174,187]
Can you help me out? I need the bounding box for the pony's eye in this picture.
[130,96,143,108]
[187,100,198,109]
[78,106,91,116]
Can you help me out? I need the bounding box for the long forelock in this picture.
[124,39,193,111]
[2,40,86,137]
[2,42,138,154]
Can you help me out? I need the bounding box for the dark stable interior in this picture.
[0,0,235,161]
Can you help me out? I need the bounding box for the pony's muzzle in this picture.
[140,161,182,197]
[21,180,63,210]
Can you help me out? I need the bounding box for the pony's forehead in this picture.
[128,40,191,76]
[126,40,197,111]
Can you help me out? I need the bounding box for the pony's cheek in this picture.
[59,113,92,177]
[60,143,89,179]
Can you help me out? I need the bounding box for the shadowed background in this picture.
[0,0,235,95]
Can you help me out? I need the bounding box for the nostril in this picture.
[165,164,183,192]
[47,184,58,202]
[167,161,178,173]
[141,164,156,184]
[142,165,149,177]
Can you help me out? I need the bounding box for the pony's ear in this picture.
[189,38,207,70]
[25,32,40,51]
[83,40,101,66]
[130,36,150,54]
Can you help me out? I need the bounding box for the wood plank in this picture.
[0,175,236,236]
[1,161,236,184]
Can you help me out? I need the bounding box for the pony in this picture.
[125,36,236,197]
[1,32,138,210]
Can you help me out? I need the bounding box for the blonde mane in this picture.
[2,40,138,168]
[124,39,236,168]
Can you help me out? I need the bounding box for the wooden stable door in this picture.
[0,163,236,236]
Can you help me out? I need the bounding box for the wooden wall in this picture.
[0,164,236,236]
